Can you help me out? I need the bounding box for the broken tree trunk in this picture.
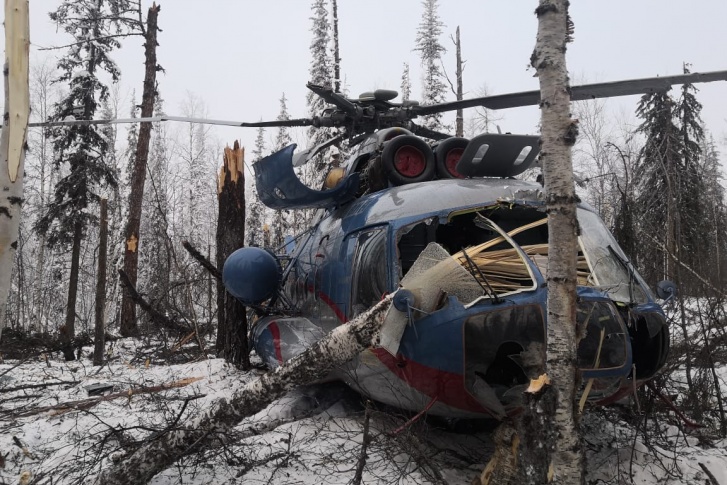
[119,4,161,338]
[93,198,108,366]
[522,1,583,483]
[0,0,29,343]
[95,294,393,484]
[215,141,248,368]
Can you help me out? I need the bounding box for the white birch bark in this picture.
[0,0,30,341]
[530,0,583,483]
[96,294,394,484]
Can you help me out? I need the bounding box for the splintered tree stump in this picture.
[216,141,248,368]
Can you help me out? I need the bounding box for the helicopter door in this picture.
[348,227,390,319]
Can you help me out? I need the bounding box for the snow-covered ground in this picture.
[0,338,725,484]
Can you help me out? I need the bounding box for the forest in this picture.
[1,0,726,484]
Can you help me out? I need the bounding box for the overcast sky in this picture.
[9,1,727,169]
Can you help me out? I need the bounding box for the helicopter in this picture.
[27,69,727,418]
[218,70,727,419]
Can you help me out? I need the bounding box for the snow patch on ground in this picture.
[1,339,725,484]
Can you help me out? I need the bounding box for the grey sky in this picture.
[11,1,727,168]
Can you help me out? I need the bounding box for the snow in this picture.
[0,337,725,484]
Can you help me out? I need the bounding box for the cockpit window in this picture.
[393,203,651,305]
[396,208,539,301]
[351,228,388,317]
[577,209,649,304]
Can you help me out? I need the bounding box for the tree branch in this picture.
[118,269,189,333]
[37,33,143,51]
[182,240,222,281]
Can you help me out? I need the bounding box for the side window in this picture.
[350,229,388,318]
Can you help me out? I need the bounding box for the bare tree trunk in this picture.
[521,1,583,483]
[120,4,161,338]
[0,0,29,342]
[62,221,83,361]
[93,198,108,366]
[454,26,464,138]
[96,295,393,484]
[216,141,248,368]
[331,0,341,93]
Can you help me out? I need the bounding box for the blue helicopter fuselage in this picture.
[246,175,669,418]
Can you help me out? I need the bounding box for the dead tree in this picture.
[0,0,30,342]
[454,26,464,137]
[215,141,249,368]
[93,198,108,366]
[95,295,394,484]
[120,3,162,338]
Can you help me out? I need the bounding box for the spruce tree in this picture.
[633,90,682,285]
[246,126,267,248]
[37,0,126,353]
[700,134,727,285]
[414,0,448,132]
[273,94,294,248]
[401,62,412,102]
[676,64,706,289]
[307,0,334,180]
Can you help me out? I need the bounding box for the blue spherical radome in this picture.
[222,247,281,305]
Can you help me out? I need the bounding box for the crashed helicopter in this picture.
[31,70,727,419]
[218,70,727,419]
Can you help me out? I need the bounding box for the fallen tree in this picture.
[95,294,394,484]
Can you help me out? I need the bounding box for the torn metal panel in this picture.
[253,144,360,210]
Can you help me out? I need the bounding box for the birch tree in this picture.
[523,1,583,482]
[96,295,394,484]
[0,0,30,342]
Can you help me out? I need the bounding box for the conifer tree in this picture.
[401,62,412,102]
[273,94,294,248]
[36,0,126,353]
[246,126,266,247]
[676,64,706,288]
[307,0,334,179]
[700,134,727,285]
[414,0,448,132]
[633,90,682,285]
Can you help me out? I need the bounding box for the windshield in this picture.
[577,209,650,304]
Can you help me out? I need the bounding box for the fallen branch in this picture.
[1,379,78,394]
[699,462,722,485]
[352,403,372,485]
[10,377,203,418]
[646,382,703,429]
[118,269,189,333]
[96,294,394,484]
[182,240,222,281]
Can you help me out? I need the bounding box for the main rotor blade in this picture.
[414,69,727,115]
[26,115,314,129]
[307,82,361,115]
[407,122,451,141]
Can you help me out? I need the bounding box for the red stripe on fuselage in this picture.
[268,321,283,363]
[371,348,493,416]
[306,284,348,323]
[313,289,488,415]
